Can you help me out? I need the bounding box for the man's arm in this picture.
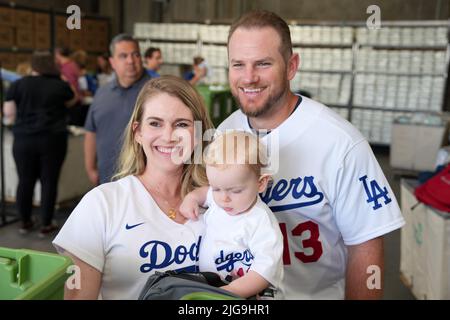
[84,131,99,185]
[345,236,384,299]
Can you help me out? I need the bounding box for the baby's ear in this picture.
[258,174,271,193]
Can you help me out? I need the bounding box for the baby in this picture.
[180,130,283,299]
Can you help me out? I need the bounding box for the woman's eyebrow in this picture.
[144,116,193,123]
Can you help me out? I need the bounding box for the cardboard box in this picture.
[0,52,16,70]
[15,28,34,49]
[15,9,33,29]
[0,26,14,47]
[34,30,51,50]
[96,20,109,37]
[0,7,15,26]
[69,30,83,50]
[400,179,450,299]
[83,35,97,52]
[90,20,108,39]
[55,15,67,31]
[84,19,96,34]
[83,19,109,42]
[390,118,449,171]
[95,37,108,52]
[55,29,70,49]
[33,12,50,32]
[15,53,32,65]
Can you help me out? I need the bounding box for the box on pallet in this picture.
[390,113,449,171]
[400,179,449,299]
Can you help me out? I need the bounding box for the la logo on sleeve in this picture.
[359,175,392,210]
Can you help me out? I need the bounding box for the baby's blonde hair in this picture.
[204,131,268,176]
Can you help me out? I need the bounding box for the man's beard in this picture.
[235,85,287,118]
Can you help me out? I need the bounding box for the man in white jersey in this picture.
[217,10,405,299]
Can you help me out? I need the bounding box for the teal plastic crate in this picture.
[196,85,237,127]
[0,247,72,300]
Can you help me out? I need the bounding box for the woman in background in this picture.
[3,51,77,237]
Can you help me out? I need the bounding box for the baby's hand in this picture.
[179,194,200,220]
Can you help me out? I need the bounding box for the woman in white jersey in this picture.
[53,76,213,299]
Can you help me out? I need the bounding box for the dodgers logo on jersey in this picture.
[260,176,324,212]
[215,249,254,272]
[359,175,392,210]
[139,236,202,273]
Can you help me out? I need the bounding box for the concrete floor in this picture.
[0,146,415,299]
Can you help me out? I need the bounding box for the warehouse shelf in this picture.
[358,45,448,51]
[298,69,352,75]
[135,38,198,44]
[354,70,447,77]
[293,44,353,49]
[352,105,439,114]
[327,104,352,109]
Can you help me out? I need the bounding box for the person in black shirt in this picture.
[3,51,77,237]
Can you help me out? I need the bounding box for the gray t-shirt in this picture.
[84,73,150,184]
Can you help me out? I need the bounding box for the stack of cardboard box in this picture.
[0,5,109,73]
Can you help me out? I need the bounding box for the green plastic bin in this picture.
[180,292,242,300]
[196,85,237,127]
[0,247,72,300]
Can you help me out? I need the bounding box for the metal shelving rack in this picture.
[351,21,450,145]
[289,24,354,121]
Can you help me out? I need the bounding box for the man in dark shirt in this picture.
[84,34,150,185]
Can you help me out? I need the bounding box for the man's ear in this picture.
[287,52,300,81]
[258,174,271,193]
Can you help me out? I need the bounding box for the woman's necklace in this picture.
[142,179,181,220]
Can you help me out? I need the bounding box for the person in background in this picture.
[16,61,32,77]
[0,61,31,84]
[183,56,208,86]
[144,47,163,78]
[84,34,150,185]
[1,68,22,84]
[96,52,115,88]
[70,50,97,126]
[71,50,98,97]
[2,51,77,237]
[54,47,81,102]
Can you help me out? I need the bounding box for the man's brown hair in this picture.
[228,10,293,62]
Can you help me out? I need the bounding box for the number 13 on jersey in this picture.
[279,221,323,264]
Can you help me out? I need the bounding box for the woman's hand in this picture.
[179,194,200,220]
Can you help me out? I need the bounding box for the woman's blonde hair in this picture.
[114,75,214,196]
[204,130,268,177]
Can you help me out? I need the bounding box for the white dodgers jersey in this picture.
[218,96,405,299]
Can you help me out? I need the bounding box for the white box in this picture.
[400,179,450,299]
[390,119,449,171]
